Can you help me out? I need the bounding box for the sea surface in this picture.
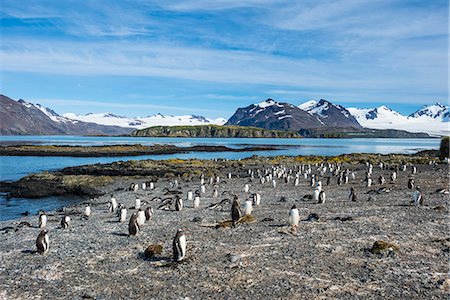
[0,136,440,220]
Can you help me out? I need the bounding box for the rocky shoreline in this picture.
[0,154,448,298]
[0,144,279,157]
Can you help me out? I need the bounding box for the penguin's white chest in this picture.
[289,209,300,226]
[179,235,186,258]
[40,215,47,228]
[193,196,200,208]
[187,191,193,201]
[137,211,146,226]
[85,206,91,216]
[135,199,141,210]
[244,201,253,215]
[313,189,320,201]
[119,209,127,222]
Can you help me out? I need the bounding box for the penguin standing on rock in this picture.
[60,215,70,229]
[244,198,253,215]
[349,187,357,202]
[144,207,153,221]
[408,179,414,190]
[173,229,187,262]
[84,204,91,217]
[412,187,423,207]
[36,230,49,255]
[231,196,242,227]
[252,193,261,206]
[119,204,127,222]
[193,196,200,208]
[39,211,47,228]
[288,205,300,230]
[109,195,117,213]
[175,195,183,211]
[128,213,140,236]
[318,190,326,204]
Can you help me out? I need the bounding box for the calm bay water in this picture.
[0,136,440,220]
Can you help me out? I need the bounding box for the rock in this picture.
[144,244,163,259]
[306,213,319,222]
[192,217,202,222]
[226,253,243,263]
[369,240,399,254]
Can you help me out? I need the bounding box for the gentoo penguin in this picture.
[149,182,155,190]
[193,196,200,208]
[142,182,146,190]
[272,179,277,188]
[288,205,300,229]
[244,198,253,215]
[244,183,250,193]
[119,206,127,223]
[200,185,206,194]
[175,195,183,211]
[39,211,47,228]
[318,190,326,204]
[135,198,141,210]
[213,188,219,198]
[390,172,397,182]
[349,187,357,202]
[144,207,153,221]
[378,175,385,185]
[109,195,117,213]
[173,229,187,262]
[412,187,423,207]
[252,193,261,206]
[408,179,414,190]
[36,229,49,255]
[312,188,320,201]
[137,208,146,226]
[187,190,193,201]
[366,177,372,188]
[231,197,242,227]
[294,177,300,186]
[60,215,70,229]
[411,166,417,174]
[128,213,140,236]
[316,181,322,192]
[84,204,91,217]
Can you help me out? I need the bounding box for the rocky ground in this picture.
[0,160,448,299]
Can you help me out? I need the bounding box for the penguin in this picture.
[244,198,253,215]
[288,205,300,229]
[326,177,331,186]
[109,195,117,213]
[408,179,414,190]
[200,185,206,194]
[312,188,320,201]
[390,172,397,182]
[193,196,200,208]
[294,177,299,186]
[411,166,417,174]
[231,196,242,227]
[84,204,91,217]
[366,177,372,188]
[60,215,70,229]
[39,211,47,228]
[128,213,140,236]
[149,182,155,190]
[137,208,146,226]
[272,179,277,188]
[173,229,186,262]
[175,195,183,211]
[318,190,326,204]
[412,187,423,207]
[36,229,49,255]
[119,206,127,223]
[187,190,193,201]
[252,193,261,206]
[135,198,141,210]
[133,183,139,192]
[378,175,385,185]
[213,189,219,198]
[144,207,153,221]
[349,187,357,202]
[244,184,250,193]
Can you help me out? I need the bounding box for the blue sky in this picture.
[1,0,448,119]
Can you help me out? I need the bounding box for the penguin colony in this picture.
[27,158,447,272]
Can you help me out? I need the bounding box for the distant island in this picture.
[131,125,302,138]
[131,124,430,138]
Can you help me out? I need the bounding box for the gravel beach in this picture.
[0,159,448,299]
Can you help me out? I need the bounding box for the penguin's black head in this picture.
[291,205,296,209]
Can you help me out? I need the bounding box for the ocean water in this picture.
[0,136,440,220]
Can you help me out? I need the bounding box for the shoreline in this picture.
[0,157,448,298]
[0,144,279,157]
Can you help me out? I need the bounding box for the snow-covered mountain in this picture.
[62,112,227,129]
[347,103,449,136]
[298,99,361,128]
